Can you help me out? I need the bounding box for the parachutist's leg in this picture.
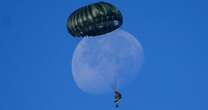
[115,99,120,108]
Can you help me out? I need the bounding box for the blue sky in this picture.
[0,0,208,110]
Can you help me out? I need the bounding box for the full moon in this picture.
[72,29,144,94]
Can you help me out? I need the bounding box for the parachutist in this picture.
[114,90,122,108]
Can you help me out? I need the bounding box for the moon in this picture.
[72,29,144,94]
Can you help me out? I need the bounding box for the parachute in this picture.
[67,1,123,37]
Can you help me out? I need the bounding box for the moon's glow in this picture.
[72,29,144,94]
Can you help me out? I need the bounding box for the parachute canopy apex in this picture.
[67,1,123,37]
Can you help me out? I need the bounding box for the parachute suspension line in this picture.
[111,75,119,92]
[98,72,119,93]
[97,72,117,93]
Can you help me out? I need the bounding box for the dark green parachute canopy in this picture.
[67,1,123,37]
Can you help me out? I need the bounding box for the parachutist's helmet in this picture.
[67,1,123,37]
